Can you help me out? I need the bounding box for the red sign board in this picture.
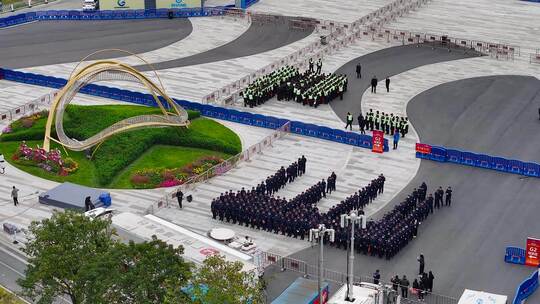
[372,130,384,153]
[526,237,540,266]
[416,143,432,154]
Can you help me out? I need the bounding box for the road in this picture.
[0,19,193,69]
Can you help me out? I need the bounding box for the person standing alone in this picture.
[371,76,378,93]
[345,112,354,131]
[393,129,400,149]
[356,63,362,78]
[11,186,19,206]
[418,254,425,275]
[385,77,391,92]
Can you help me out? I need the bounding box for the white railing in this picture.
[146,121,291,214]
[0,90,57,124]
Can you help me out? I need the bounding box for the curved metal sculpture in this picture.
[43,59,189,152]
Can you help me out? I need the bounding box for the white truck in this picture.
[328,282,399,304]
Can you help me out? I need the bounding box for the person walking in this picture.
[356,63,362,78]
[11,186,19,207]
[373,269,381,285]
[386,77,391,92]
[393,129,400,149]
[176,190,184,209]
[371,76,378,93]
[345,112,354,131]
[400,275,410,298]
[418,254,425,275]
[358,114,366,134]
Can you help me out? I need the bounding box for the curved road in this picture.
[0,19,193,69]
[331,44,481,122]
[135,16,314,71]
[276,75,540,302]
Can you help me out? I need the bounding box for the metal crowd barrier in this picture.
[416,144,540,178]
[257,251,458,304]
[504,247,526,265]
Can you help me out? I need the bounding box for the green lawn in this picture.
[110,145,231,188]
[0,105,241,189]
[0,285,27,304]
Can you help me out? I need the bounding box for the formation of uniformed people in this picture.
[330,182,453,260]
[277,70,348,107]
[361,109,409,137]
[241,61,347,108]
[242,66,299,108]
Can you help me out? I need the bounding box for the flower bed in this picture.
[12,142,78,176]
[130,155,224,189]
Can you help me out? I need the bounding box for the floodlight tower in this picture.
[310,224,335,304]
[340,211,367,302]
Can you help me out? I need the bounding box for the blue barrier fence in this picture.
[0,68,389,152]
[416,144,540,178]
[513,270,539,304]
[0,7,228,28]
[505,247,526,265]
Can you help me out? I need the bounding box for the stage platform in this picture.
[39,182,109,210]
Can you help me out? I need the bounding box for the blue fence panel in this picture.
[304,124,319,137]
[358,134,372,149]
[227,110,242,123]
[290,121,306,135]
[430,146,447,162]
[513,270,539,304]
[264,116,280,129]
[476,154,493,169]
[317,126,333,141]
[416,151,431,160]
[491,157,509,172]
[461,152,478,167]
[239,112,254,126]
[332,130,347,144]
[446,149,463,164]
[251,114,266,128]
[523,162,540,177]
[504,246,526,265]
[345,132,359,146]
[215,107,230,121]
[508,159,524,175]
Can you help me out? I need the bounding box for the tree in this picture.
[18,210,114,304]
[18,210,194,304]
[98,236,193,304]
[191,255,264,304]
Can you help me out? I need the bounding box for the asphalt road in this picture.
[268,74,540,302]
[0,18,193,69]
[135,16,314,71]
[331,44,481,123]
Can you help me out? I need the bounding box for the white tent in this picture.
[458,289,508,304]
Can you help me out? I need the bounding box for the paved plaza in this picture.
[1,0,540,302]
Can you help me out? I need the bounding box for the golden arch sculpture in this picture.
[43,59,189,152]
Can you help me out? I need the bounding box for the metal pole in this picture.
[319,229,324,304]
[348,217,355,299]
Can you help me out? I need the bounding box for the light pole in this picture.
[309,224,335,304]
[340,211,366,302]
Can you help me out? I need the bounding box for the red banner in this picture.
[416,143,432,154]
[526,237,540,266]
[372,130,384,153]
